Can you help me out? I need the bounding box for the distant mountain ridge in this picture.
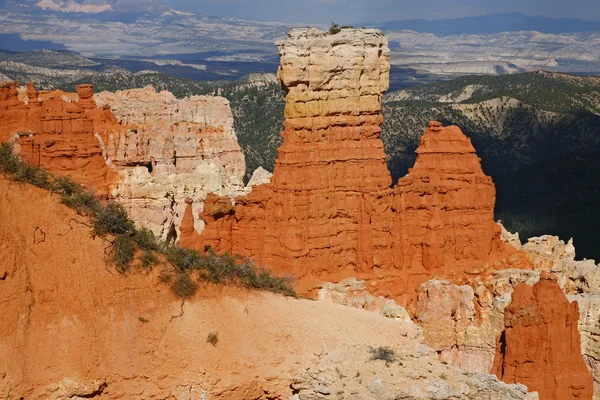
[2,0,167,14]
[377,13,600,35]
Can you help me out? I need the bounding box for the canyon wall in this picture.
[0,82,247,240]
[184,28,525,306]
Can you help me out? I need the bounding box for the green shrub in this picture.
[112,234,136,272]
[134,227,162,252]
[0,142,19,174]
[328,21,341,35]
[93,202,135,237]
[60,188,101,216]
[165,246,203,271]
[171,273,198,298]
[13,162,51,189]
[139,250,159,268]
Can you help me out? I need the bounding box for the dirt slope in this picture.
[0,175,439,399]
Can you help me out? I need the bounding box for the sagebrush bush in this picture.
[134,227,162,252]
[93,202,135,237]
[13,162,51,189]
[112,234,136,272]
[206,331,219,346]
[369,346,397,366]
[166,246,203,271]
[171,273,198,298]
[0,142,19,173]
[139,250,159,268]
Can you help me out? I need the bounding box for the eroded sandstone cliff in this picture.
[0,82,247,240]
[0,82,120,195]
[94,86,247,240]
[182,28,526,307]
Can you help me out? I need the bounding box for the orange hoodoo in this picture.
[492,272,594,399]
[180,28,525,305]
[0,81,121,196]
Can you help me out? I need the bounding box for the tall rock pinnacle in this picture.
[180,28,527,305]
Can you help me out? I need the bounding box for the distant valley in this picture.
[1,2,600,80]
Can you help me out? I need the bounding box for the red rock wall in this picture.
[492,272,593,399]
[0,82,120,195]
[182,29,525,306]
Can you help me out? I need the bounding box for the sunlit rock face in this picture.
[0,82,247,240]
[0,82,120,196]
[182,28,524,308]
[94,86,246,240]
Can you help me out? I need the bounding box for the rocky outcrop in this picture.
[184,28,526,307]
[492,272,594,399]
[292,344,537,400]
[0,82,247,240]
[0,81,120,195]
[0,175,534,399]
[317,277,417,334]
[411,234,600,398]
[94,86,246,239]
[415,280,501,374]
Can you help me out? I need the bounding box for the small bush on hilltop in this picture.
[328,21,354,35]
[0,142,297,298]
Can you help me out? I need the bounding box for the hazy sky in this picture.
[165,0,600,24]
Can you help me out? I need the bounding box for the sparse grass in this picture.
[369,346,397,367]
[139,250,159,269]
[206,331,219,346]
[0,142,297,298]
[165,246,296,297]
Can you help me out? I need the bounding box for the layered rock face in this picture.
[492,272,594,399]
[0,82,120,195]
[186,28,523,305]
[194,28,394,279]
[94,87,246,239]
[0,82,247,240]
